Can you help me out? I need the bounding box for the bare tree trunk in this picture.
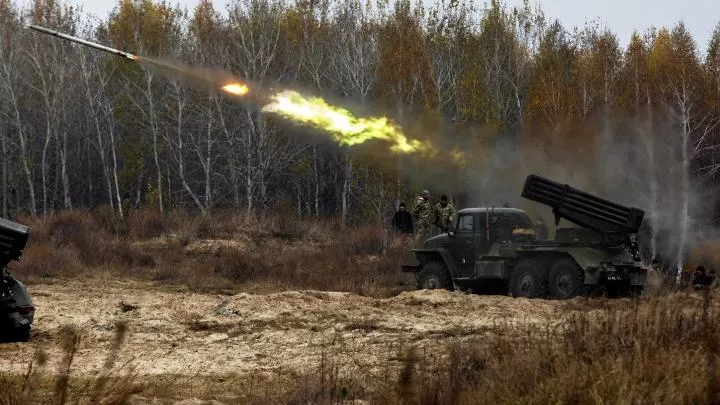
[18,133,35,215]
[204,99,213,210]
[134,173,143,209]
[245,110,255,216]
[143,73,164,213]
[1,47,35,215]
[677,106,691,281]
[153,126,163,213]
[313,145,320,216]
[81,57,114,211]
[86,139,92,207]
[256,113,267,210]
[41,122,51,215]
[172,84,206,215]
[341,158,353,228]
[59,129,71,209]
[648,133,658,259]
[1,128,7,218]
[108,123,123,217]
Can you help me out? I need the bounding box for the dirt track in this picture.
[0,278,565,382]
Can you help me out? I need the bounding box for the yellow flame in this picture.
[222,82,249,96]
[261,90,431,154]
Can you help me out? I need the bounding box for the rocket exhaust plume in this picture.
[26,24,138,60]
[25,24,458,159]
[262,90,433,155]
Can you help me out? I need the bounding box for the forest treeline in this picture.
[1,0,719,227]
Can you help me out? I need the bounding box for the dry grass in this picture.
[253,292,720,405]
[6,293,718,404]
[10,209,413,297]
[0,322,142,405]
[7,209,720,404]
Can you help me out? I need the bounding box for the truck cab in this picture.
[422,208,535,278]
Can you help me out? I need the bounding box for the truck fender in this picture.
[411,249,459,278]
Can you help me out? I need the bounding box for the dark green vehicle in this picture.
[402,174,647,299]
[0,218,34,341]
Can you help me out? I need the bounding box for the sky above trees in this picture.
[58,0,720,54]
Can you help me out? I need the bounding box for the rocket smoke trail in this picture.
[25,24,461,160]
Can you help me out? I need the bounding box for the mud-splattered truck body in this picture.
[402,174,647,299]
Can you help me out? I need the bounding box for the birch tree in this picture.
[649,24,708,277]
[107,0,184,213]
[423,0,470,117]
[25,0,80,213]
[228,0,286,215]
[326,0,381,227]
[0,0,34,215]
[286,0,332,216]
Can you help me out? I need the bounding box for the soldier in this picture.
[435,195,455,232]
[413,190,435,240]
[392,202,413,235]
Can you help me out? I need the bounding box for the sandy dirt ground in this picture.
[0,278,570,401]
[0,279,566,374]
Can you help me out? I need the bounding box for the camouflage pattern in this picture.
[435,202,455,231]
[413,196,436,238]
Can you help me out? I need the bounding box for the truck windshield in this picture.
[491,213,535,243]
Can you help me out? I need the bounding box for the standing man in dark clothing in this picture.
[393,202,413,234]
[535,217,549,240]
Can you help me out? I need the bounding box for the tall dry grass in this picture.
[0,322,142,405]
[4,293,718,404]
[260,292,720,405]
[10,208,415,296]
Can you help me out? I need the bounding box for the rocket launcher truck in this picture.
[0,218,34,341]
[402,174,648,299]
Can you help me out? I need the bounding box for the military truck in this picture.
[402,174,647,299]
[0,217,34,341]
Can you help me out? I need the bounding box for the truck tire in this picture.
[509,259,548,298]
[548,259,584,299]
[417,261,453,291]
[15,325,30,342]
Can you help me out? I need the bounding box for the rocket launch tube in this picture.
[26,24,138,60]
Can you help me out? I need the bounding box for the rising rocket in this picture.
[26,24,138,61]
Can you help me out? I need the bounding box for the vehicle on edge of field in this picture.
[0,217,34,341]
[402,174,647,299]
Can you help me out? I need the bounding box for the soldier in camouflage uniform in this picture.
[413,190,436,241]
[435,195,455,232]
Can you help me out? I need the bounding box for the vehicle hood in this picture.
[424,233,450,248]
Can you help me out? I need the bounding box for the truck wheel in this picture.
[509,260,548,298]
[15,325,30,342]
[417,262,453,291]
[548,259,584,299]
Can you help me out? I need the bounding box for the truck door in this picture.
[450,213,476,277]
[475,212,490,256]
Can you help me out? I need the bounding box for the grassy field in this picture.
[11,208,417,297]
[1,209,720,404]
[2,292,720,404]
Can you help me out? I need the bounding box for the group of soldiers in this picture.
[392,189,455,239]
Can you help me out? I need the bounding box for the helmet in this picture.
[421,189,430,198]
